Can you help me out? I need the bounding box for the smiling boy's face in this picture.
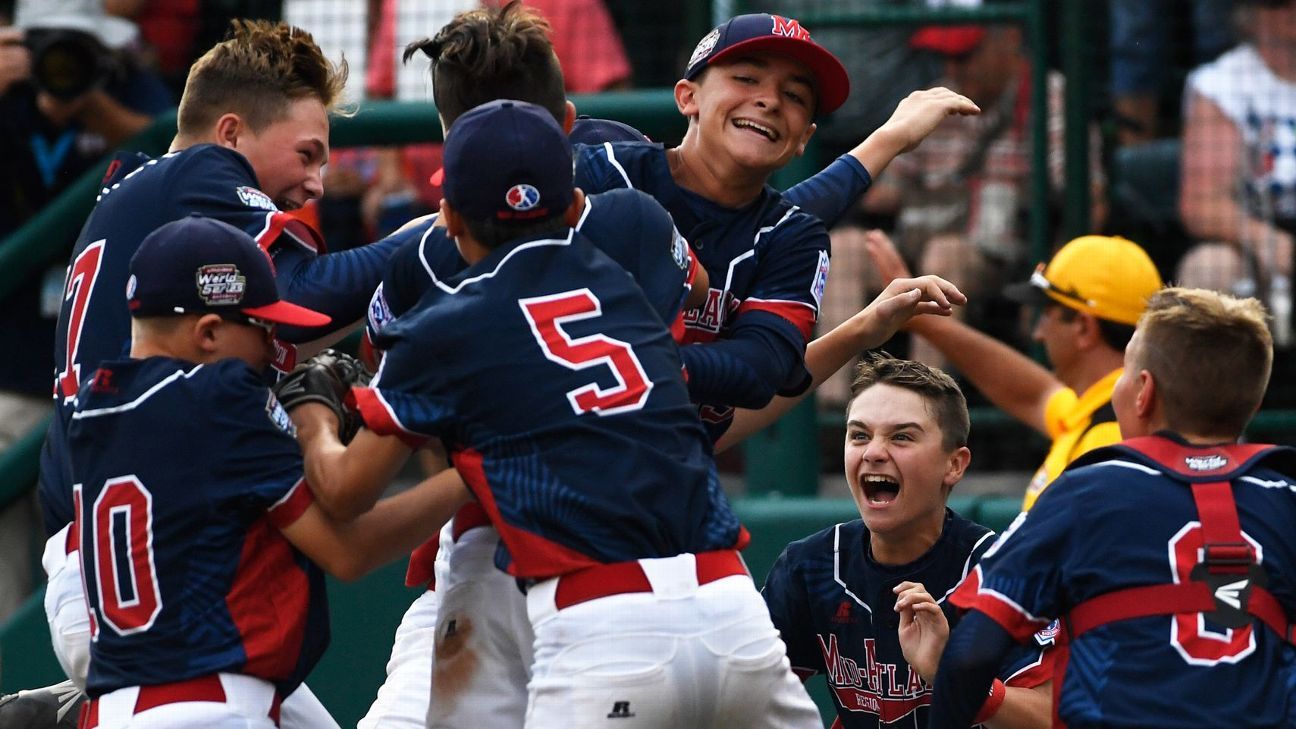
[681,52,818,176]
[844,383,969,543]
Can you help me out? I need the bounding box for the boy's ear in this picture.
[213,113,245,149]
[193,313,223,355]
[563,188,587,227]
[674,78,700,119]
[561,100,578,134]
[942,446,972,491]
[796,122,818,156]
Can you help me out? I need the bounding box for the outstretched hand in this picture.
[861,230,965,340]
[879,87,980,155]
[894,580,950,684]
[862,229,914,285]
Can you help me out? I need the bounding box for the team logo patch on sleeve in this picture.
[1033,620,1061,647]
[196,264,246,304]
[810,250,830,308]
[368,284,395,334]
[265,391,297,436]
[236,185,279,212]
[670,228,690,271]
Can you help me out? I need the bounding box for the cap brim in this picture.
[1002,280,1053,307]
[242,301,332,328]
[707,36,850,114]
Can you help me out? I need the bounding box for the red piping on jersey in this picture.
[226,519,310,681]
[451,447,602,580]
[254,214,323,256]
[736,298,815,341]
[351,386,428,449]
[267,480,313,530]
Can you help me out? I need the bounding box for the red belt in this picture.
[82,675,282,728]
[553,550,747,610]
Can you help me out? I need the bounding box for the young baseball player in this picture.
[354,7,970,727]
[762,353,1053,729]
[290,98,823,728]
[574,12,977,442]
[69,215,468,729]
[865,230,1165,510]
[34,19,398,728]
[931,287,1296,729]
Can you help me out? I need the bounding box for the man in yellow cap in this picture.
[866,232,1163,509]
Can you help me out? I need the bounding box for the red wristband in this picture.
[972,678,1007,723]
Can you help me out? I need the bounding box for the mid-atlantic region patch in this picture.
[670,227,690,271]
[265,390,297,436]
[810,249,830,308]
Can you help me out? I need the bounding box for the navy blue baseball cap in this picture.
[569,116,650,145]
[127,214,331,327]
[683,13,850,115]
[442,99,574,223]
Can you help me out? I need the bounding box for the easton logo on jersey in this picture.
[506,184,541,212]
[196,264,246,305]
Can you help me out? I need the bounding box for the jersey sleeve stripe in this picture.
[601,143,635,188]
[352,386,429,449]
[253,213,323,255]
[1003,646,1056,688]
[736,299,816,341]
[950,565,1052,642]
[267,479,314,529]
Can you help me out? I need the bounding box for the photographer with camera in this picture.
[1,0,172,231]
[0,0,171,692]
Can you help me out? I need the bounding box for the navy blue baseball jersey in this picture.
[953,435,1296,728]
[355,230,745,579]
[575,141,831,438]
[69,356,327,698]
[367,187,697,344]
[40,143,397,536]
[762,510,1053,728]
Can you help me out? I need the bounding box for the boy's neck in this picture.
[668,138,769,209]
[869,509,946,566]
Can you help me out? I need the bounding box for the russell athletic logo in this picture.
[607,701,635,719]
[505,183,541,212]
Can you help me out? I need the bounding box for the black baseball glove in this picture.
[272,349,372,443]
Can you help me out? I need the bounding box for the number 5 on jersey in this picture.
[519,289,652,416]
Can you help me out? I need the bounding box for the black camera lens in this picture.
[25,29,110,101]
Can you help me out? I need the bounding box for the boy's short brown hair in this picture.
[1134,287,1273,438]
[177,19,347,135]
[849,351,970,451]
[405,0,567,129]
